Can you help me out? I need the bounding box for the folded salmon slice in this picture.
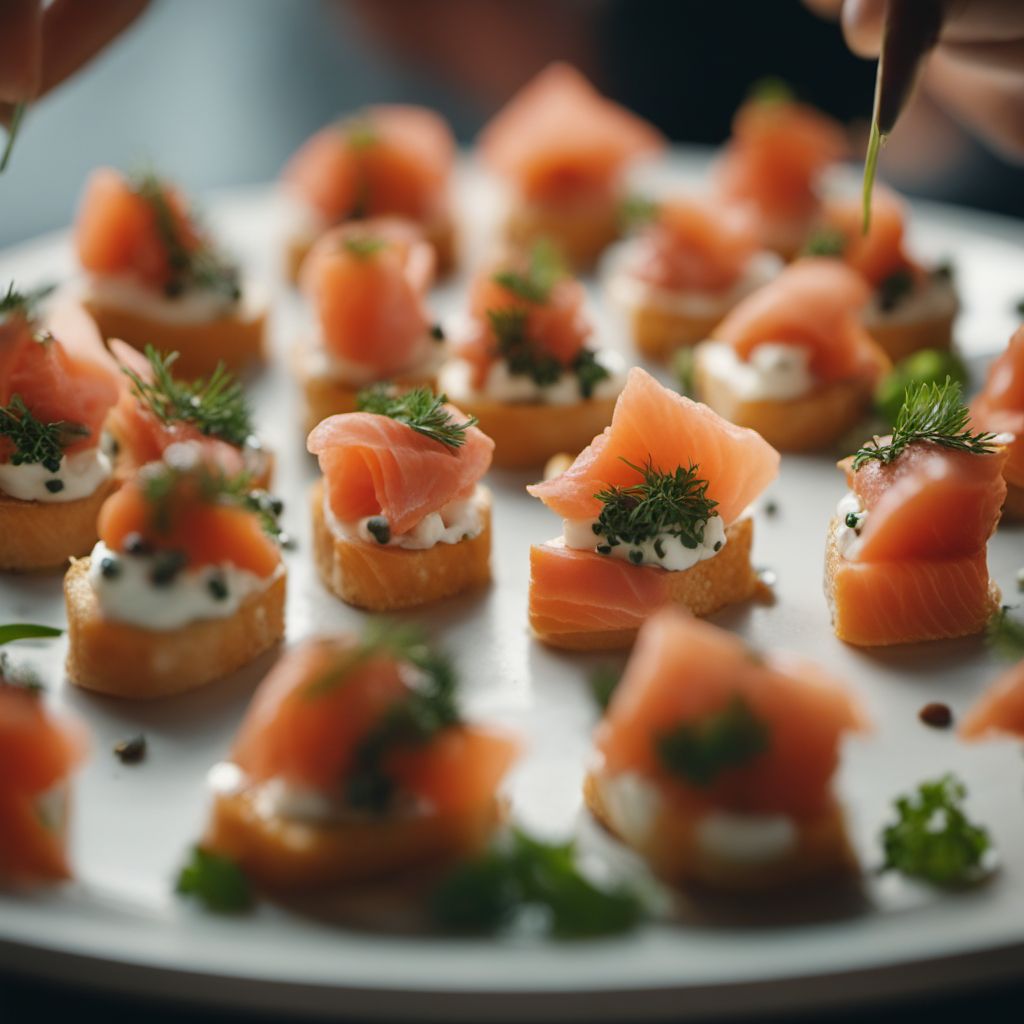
[527,367,779,524]
[960,660,1024,740]
[0,684,88,883]
[284,105,455,224]
[478,63,664,201]
[231,636,518,816]
[307,407,494,535]
[972,326,1024,487]
[300,219,435,374]
[0,301,120,460]
[711,258,885,385]
[595,609,866,819]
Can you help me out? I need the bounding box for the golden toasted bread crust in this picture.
[311,480,492,611]
[505,196,621,271]
[204,788,499,890]
[629,304,723,360]
[64,557,286,698]
[0,476,117,571]
[584,771,857,891]
[83,298,267,377]
[866,310,955,363]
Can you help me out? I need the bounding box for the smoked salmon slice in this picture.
[478,63,664,201]
[284,105,455,225]
[710,258,885,385]
[0,682,88,883]
[299,219,435,375]
[960,660,1024,740]
[307,405,493,535]
[972,326,1024,503]
[528,366,779,525]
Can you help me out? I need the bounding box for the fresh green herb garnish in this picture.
[0,102,26,174]
[862,119,884,235]
[656,695,770,786]
[342,235,387,259]
[590,666,621,711]
[176,845,253,913]
[492,239,566,305]
[131,172,241,301]
[0,623,62,646]
[125,346,253,447]
[357,384,477,450]
[881,774,992,887]
[0,395,89,473]
[802,228,847,258]
[0,281,55,321]
[594,457,719,552]
[487,308,562,387]
[673,346,696,397]
[874,350,968,426]
[619,194,659,230]
[987,607,1024,661]
[430,828,644,938]
[572,348,611,399]
[852,378,996,471]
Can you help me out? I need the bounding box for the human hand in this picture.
[806,0,1024,158]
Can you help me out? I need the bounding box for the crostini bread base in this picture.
[530,517,761,651]
[204,790,500,890]
[630,304,723,361]
[505,196,621,271]
[83,298,267,377]
[694,359,880,453]
[64,557,286,698]
[865,310,955,364]
[311,481,492,611]
[584,772,857,891]
[824,517,1000,646]
[450,393,619,470]
[0,476,117,572]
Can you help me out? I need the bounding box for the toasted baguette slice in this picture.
[505,196,620,271]
[864,310,955,363]
[1004,479,1024,522]
[64,558,286,698]
[449,393,619,470]
[0,476,117,572]
[204,788,499,890]
[824,517,999,646]
[285,213,457,284]
[630,304,722,361]
[529,518,761,652]
[83,297,267,377]
[694,355,877,453]
[584,771,857,892]
[311,480,492,611]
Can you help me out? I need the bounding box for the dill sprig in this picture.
[124,345,252,447]
[492,239,566,304]
[594,457,719,553]
[0,281,55,321]
[0,102,26,174]
[131,172,241,301]
[357,384,476,450]
[851,378,997,471]
[0,395,89,472]
[987,607,1024,661]
[801,227,847,258]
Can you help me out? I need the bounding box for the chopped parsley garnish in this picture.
[0,623,62,646]
[357,384,477,449]
[880,774,993,887]
[590,665,621,711]
[656,695,770,786]
[874,349,968,427]
[0,102,26,174]
[175,845,253,913]
[876,268,916,312]
[124,346,253,447]
[430,828,644,938]
[594,457,719,552]
[131,172,241,301]
[618,194,659,230]
[0,395,89,472]
[0,281,55,321]
[987,607,1024,661]
[342,235,387,259]
[852,378,996,471]
[801,228,847,258]
[492,239,566,304]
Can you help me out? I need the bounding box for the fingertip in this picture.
[841,0,886,57]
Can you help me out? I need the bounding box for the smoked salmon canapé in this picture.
[527,368,780,651]
[825,380,1006,647]
[807,188,959,362]
[64,442,286,699]
[107,341,273,488]
[971,325,1024,520]
[478,63,664,270]
[585,610,867,891]
[713,87,846,260]
[693,259,890,452]
[282,104,457,280]
[201,625,520,889]
[307,387,494,611]
[294,219,442,432]
[603,195,782,360]
[0,289,121,571]
[438,241,626,469]
[960,614,1024,740]
[0,672,88,885]
[74,168,266,376]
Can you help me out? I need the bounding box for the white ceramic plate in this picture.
[1,157,1023,1021]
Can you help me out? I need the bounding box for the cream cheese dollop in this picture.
[0,446,111,503]
[696,340,815,401]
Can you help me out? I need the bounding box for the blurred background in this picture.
[1,0,1022,248]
